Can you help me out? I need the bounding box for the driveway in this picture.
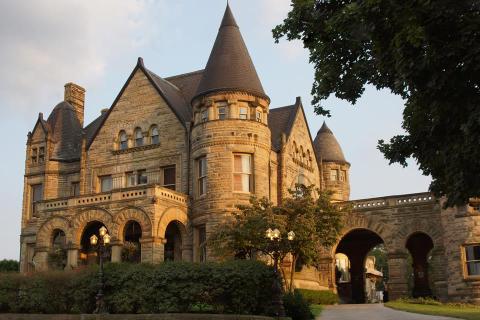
[319,304,461,320]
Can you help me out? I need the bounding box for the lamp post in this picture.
[265,228,295,318]
[89,226,111,314]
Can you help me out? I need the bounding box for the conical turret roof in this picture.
[47,101,82,161]
[193,4,267,101]
[313,122,348,164]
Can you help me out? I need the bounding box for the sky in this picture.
[0,0,431,260]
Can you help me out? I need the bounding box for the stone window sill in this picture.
[112,143,160,155]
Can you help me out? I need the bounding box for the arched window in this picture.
[119,131,128,150]
[300,146,305,163]
[151,126,159,144]
[135,128,143,147]
[52,229,66,249]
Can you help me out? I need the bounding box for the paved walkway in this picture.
[319,304,461,320]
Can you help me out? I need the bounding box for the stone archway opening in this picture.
[48,229,67,270]
[164,221,183,262]
[79,221,111,265]
[335,228,384,303]
[122,220,142,263]
[406,232,434,298]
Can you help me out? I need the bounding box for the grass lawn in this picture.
[310,304,323,317]
[386,301,480,320]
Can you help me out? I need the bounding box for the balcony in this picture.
[350,192,435,210]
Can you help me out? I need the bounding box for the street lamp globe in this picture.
[265,228,273,240]
[90,234,98,246]
[287,231,295,241]
[272,228,281,240]
[103,233,111,245]
[99,226,108,237]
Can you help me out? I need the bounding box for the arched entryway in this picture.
[335,228,385,303]
[122,220,142,263]
[164,221,183,262]
[406,232,434,298]
[79,221,111,265]
[48,229,67,270]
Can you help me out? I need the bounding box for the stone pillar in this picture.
[111,240,123,263]
[33,247,49,272]
[317,257,335,290]
[387,251,409,300]
[182,244,193,262]
[66,245,79,269]
[430,246,448,301]
[141,236,165,263]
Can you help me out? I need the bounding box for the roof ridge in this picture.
[147,68,183,92]
[165,69,204,81]
[270,104,296,112]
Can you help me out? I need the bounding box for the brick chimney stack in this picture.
[64,82,85,127]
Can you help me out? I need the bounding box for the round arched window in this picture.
[119,131,127,150]
[151,126,159,144]
[135,128,143,147]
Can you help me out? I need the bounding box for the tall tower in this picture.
[190,4,271,260]
[313,122,350,201]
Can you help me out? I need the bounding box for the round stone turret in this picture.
[313,122,350,201]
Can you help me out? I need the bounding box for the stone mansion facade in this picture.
[20,5,480,303]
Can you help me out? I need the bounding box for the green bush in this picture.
[283,290,314,320]
[297,289,339,305]
[0,259,19,272]
[0,260,275,315]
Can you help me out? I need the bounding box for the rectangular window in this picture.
[71,182,80,196]
[31,184,43,215]
[163,165,176,190]
[256,110,262,122]
[31,148,38,164]
[126,172,136,187]
[198,225,207,262]
[465,244,480,276]
[201,110,208,122]
[198,157,207,196]
[137,170,148,185]
[330,169,338,181]
[233,154,252,192]
[38,147,45,163]
[100,175,113,192]
[239,107,248,120]
[218,106,226,120]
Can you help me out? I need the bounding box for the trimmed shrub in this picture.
[0,260,275,315]
[297,289,339,305]
[283,290,314,320]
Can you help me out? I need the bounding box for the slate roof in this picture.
[46,101,82,161]
[268,104,298,152]
[84,112,107,147]
[194,4,267,101]
[165,70,203,105]
[313,122,348,164]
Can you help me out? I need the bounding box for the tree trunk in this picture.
[289,255,297,292]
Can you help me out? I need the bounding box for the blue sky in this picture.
[0,0,430,260]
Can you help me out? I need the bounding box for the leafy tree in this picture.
[0,259,19,272]
[273,0,480,206]
[210,185,347,291]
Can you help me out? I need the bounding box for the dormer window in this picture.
[119,131,128,150]
[38,147,45,163]
[151,126,159,144]
[135,128,143,147]
[31,148,38,164]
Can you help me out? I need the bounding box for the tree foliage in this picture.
[210,185,347,290]
[273,0,480,206]
[0,259,19,273]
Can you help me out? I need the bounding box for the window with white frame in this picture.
[201,110,208,122]
[135,128,143,147]
[218,106,226,120]
[256,110,262,122]
[126,172,136,187]
[233,154,252,192]
[330,169,338,181]
[137,169,148,185]
[465,244,480,276]
[198,157,207,196]
[151,126,159,144]
[239,106,248,120]
[119,131,128,150]
[100,175,113,192]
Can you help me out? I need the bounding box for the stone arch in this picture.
[71,207,114,245]
[114,206,153,241]
[156,206,188,239]
[396,219,443,251]
[36,216,72,248]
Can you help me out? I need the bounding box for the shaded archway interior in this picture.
[335,228,384,303]
[79,220,110,265]
[406,232,434,298]
[123,220,142,263]
[164,221,183,261]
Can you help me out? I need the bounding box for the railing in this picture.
[35,183,187,213]
[351,192,435,210]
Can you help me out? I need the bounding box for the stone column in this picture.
[317,257,335,290]
[430,246,448,301]
[110,240,123,263]
[141,236,165,263]
[66,244,79,269]
[387,250,409,300]
[33,247,49,272]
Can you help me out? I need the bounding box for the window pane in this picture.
[466,245,480,261]
[218,107,226,120]
[233,174,250,192]
[135,129,143,146]
[201,110,208,122]
[163,166,176,190]
[467,261,480,276]
[32,184,43,202]
[239,107,248,119]
[101,176,112,192]
[71,182,80,196]
[330,169,338,181]
[137,170,147,185]
[126,172,135,187]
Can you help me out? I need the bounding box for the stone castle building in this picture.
[20,5,479,303]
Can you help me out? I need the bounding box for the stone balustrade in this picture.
[351,192,434,210]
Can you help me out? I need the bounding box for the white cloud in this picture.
[0,0,159,118]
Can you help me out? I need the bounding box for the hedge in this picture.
[296,289,339,305]
[0,261,276,315]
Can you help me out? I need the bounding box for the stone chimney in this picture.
[64,82,85,127]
